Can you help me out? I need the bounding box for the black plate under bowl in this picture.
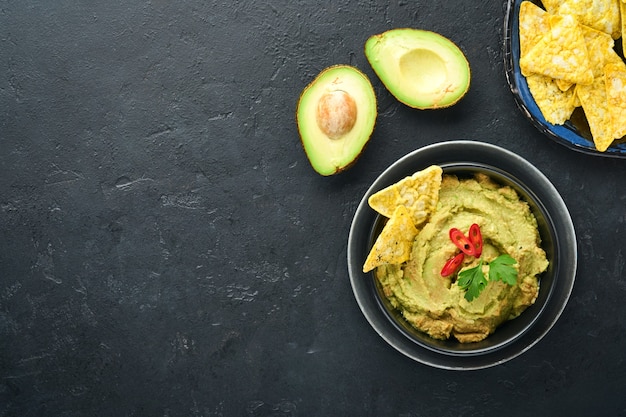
[347,141,577,370]
[503,0,626,158]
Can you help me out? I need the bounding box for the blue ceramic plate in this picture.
[504,0,626,158]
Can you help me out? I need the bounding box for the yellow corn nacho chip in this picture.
[367,165,442,227]
[581,24,616,77]
[519,1,551,59]
[557,0,621,39]
[362,205,418,273]
[526,73,577,124]
[577,77,614,151]
[604,61,626,139]
[520,14,594,85]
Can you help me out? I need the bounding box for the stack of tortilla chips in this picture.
[362,165,442,273]
[519,0,626,151]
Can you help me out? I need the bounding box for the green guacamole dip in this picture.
[376,173,549,343]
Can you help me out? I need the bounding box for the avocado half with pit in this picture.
[296,65,377,176]
[365,28,471,109]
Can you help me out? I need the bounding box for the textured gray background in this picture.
[2,0,626,416]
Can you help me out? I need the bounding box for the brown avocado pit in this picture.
[316,90,358,139]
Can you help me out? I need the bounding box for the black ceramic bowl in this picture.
[347,141,577,370]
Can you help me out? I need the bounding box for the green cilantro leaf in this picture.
[457,261,488,302]
[455,255,518,301]
[488,254,518,286]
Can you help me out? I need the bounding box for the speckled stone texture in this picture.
[1,1,626,416]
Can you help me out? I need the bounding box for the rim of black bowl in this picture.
[503,0,626,158]
[347,140,577,370]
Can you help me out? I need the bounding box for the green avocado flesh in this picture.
[296,65,377,176]
[365,28,470,109]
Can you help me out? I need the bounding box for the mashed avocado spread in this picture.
[375,173,549,343]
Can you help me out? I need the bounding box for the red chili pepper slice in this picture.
[468,223,483,257]
[449,228,477,257]
[441,252,465,277]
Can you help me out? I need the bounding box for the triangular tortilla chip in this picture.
[367,165,442,227]
[577,77,614,151]
[557,0,621,39]
[519,1,551,60]
[520,14,594,85]
[362,205,418,273]
[526,73,577,124]
[604,61,626,140]
[581,24,615,78]
[554,24,615,92]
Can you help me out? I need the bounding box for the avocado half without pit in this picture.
[296,65,377,176]
[365,28,471,109]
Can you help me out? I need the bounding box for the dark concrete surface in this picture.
[1,1,626,416]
